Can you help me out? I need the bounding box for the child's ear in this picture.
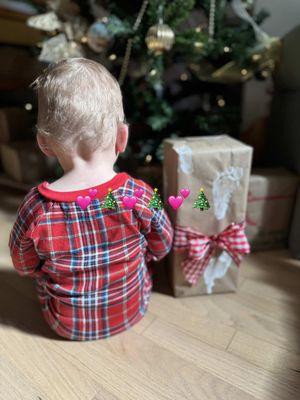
[37,134,56,157]
[115,123,128,154]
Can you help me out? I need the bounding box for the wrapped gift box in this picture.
[0,140,55,183]
[163,135,252,297]
[0,107,32,143]
[246,168,299,250]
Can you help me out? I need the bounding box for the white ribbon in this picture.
[231,0,270,45]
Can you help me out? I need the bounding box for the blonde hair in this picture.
[32,58,124,151]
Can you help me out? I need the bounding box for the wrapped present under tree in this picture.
[246,168,299,250]
[163,135,252,297]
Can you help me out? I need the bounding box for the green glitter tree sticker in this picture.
[193,188,210,211]
[148,188,163,210]
[102,188,118,210]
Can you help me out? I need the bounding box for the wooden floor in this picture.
[0,188,300,400]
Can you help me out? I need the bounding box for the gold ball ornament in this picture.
[145,23,175,55]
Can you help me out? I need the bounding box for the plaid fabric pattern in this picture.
[9,174,173,340]
[173,222,250,286]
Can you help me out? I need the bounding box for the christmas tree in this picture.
[148,188,163,210]
[27,0,278,169]
[194,188,210,211]
[102,188,118,210]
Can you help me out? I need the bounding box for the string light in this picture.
[241,68,248,76]
[194,41,204,49]
[252,53,262,62]
[109,54,117,61]
[149,69,157,76]
[216,96,225,107]
[260,69,270,78]
[180,73,188,81]
[145,154,152,163]
[223,46,231,53]
[24,103,33,111]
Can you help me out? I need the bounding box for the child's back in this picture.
[8,58,173,340]
[10,173,172,340]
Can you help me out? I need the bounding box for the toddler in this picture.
[9,58,173,340]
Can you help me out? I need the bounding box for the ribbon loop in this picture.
[173,222,250,286]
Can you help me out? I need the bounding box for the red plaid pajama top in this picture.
[9,173,173,340]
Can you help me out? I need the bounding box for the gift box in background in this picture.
[289,185,300,259]
[0,107,32,143]
[0,140,56,183]
[246,168,299,251]
[164,135,252,297]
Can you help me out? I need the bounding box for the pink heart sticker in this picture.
[134,188,144,198]
[76,195,91,210]
[122,196,137,209]
[168,195,183,210]
[89,188,98,198]
[180,188,190,199]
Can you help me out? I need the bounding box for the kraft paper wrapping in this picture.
[246,168,299,250]
[163,135,252,297]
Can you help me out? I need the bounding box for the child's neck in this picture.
[48,147,117,191]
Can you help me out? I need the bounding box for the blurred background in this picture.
[0,0,300,255]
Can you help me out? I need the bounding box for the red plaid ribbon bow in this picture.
[173,222,250,286]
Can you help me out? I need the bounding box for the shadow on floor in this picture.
[0,263,172,341]
[0,269,64,340]
[151,259,173,296]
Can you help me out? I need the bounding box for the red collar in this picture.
[37,172,129,202]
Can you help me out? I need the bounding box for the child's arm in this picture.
[134,182,173,262]
[9,188,44,278]
[145,208,173,262]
